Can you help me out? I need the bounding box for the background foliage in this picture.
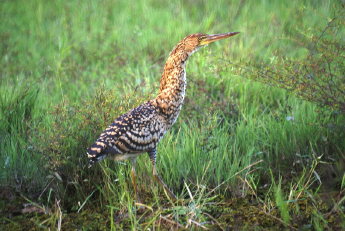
[1,0,344,229]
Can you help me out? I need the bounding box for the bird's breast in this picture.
[110,153,142,161]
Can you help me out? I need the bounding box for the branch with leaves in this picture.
[234,15,345,113]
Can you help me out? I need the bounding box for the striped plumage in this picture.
[87,32,239,201]
[87,102,167,164]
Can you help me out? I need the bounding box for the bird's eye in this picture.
[198,35,208,42]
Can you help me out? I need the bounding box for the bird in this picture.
[87,32,239,201]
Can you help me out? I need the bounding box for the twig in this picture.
[208,159,263,195]
[56,200,62,231]
[261,209,297,230]
[159,215,184,228]
[325,189,345,217]
[188,219,208,230]
[135,202,154,212]
[237,175,257,198]
[38,178,55,199]
[315,17,336,47]
[203,212,225,231]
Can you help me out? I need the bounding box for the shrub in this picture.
[34,87,147,205]
[234,16,345,113]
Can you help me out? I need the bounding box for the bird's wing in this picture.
[87,102,166,164]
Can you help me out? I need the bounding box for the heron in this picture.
[87,32,239,201]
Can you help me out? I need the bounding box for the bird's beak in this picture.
[200,32,240,45]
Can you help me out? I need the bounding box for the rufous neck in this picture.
[152,49,190,123]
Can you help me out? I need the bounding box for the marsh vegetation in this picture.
[1,0,344,230]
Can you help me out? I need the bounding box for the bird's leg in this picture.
[153,165,177,201]
[148,149,177,201]
[130,158,141,203]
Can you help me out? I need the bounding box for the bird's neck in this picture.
[152,48,190,125]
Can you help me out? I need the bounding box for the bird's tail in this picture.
[87,141,108,167]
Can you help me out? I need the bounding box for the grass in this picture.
[1,0,344,229]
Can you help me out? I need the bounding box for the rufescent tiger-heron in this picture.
[87,32,239,201]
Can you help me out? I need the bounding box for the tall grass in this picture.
[0,85,46,191]
[1,0,344,229]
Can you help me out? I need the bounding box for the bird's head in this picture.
[182,32,240,54]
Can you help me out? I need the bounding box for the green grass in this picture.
[1,0,344,229]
